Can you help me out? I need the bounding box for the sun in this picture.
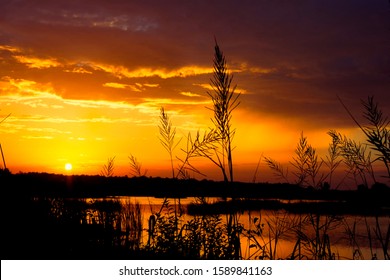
[65,163,73,171]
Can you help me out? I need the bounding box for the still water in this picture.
[83,196,389,260]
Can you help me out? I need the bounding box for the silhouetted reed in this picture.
[263,96,389,192]
[338,96,390,178]
[140,197,243,259]
[159,107,181,179]
[343,215,389,259]
[0,112,11,172]
[128,154,148,177]
[206,41,240,183]
[264,157,290,183]
[295,214,342,260]
[244,210,346,260]
[328,130,375,188]
[100,156,116,177]
[121,199,143,251]
[265,133,328,189]
[323,132,343,189]
[176,130,217,179]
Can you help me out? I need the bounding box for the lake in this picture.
[81,196,389,260]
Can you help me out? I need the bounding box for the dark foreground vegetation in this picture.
[1,171,389,260]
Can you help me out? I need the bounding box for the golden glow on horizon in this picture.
[0,43,375,182]
[0,68,366,180]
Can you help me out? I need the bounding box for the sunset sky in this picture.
[0,0,389,183]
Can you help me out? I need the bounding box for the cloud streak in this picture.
[13,55,61,69]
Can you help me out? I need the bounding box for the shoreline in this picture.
[1,172,389,216]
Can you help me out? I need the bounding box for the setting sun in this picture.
[65,163,73,171]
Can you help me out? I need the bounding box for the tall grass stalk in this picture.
[121,200,143,251]
[158,107,181,179]
[343,218,364,259]
[264,157,290,183]
[100,156,116,177]
[344,216,389,259]
[291,132,324,188]
[158,107,182,231]
[292,214,341,260]
[373,216,390,259]
[0,112,11,172]
[168,42,243,258]
[266,133,325,188]
[176,130,218,179]
[206,40,240,183]
[246,211,303,260]
[128,154,147,177]
[328,130,376,188]
[323,133,343,189]
[338,96,390,178]
[252,154,263,183]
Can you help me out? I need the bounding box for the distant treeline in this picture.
[1,172,389,203]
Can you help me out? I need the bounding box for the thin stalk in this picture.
[207,40,240,183]
[158,107,181,178]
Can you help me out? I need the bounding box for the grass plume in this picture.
[338,96,390,178]
[128,154,147,177]
[100,156,116,177]
[158,107,181,178]
[206,40,240,183]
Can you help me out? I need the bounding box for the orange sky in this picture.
[0,0,389,185]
